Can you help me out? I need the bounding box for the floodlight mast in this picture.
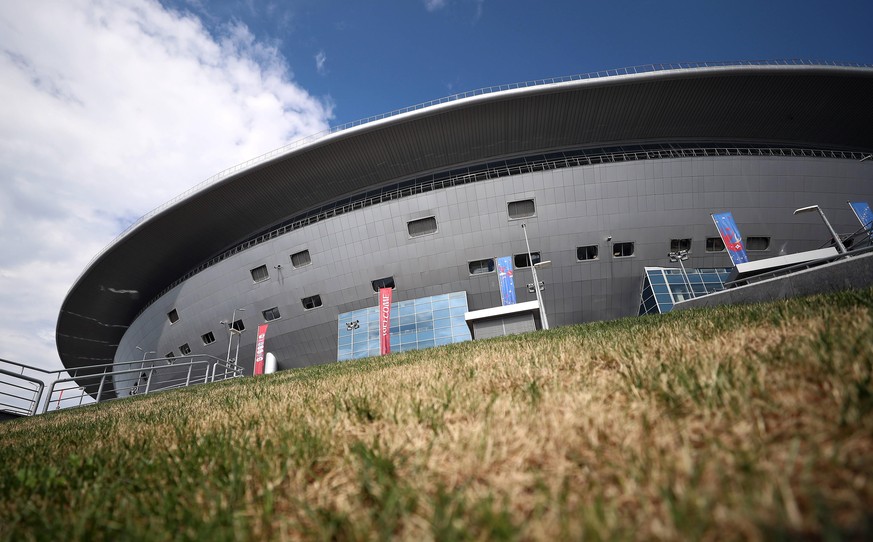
[521,223,549,330]
[668,249,695,298]
[794,205,847,254]
[221,308,246,372]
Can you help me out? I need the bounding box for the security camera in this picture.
[274,264,282,269]
[606,236,612,242]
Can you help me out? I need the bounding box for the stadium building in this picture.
[56,62,873,394]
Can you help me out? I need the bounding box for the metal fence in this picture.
[0,355,242,417]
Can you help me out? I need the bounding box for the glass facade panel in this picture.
[337,291,472,361]
[639,267,732,315]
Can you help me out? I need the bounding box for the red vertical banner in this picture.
[379,287,392,355]
[253,324,268,375]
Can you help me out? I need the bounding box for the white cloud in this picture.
[0,0,333,372]
[315,49,327,75]
[424,0,448,12]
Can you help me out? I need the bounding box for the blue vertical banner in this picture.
[849,201,873,235]
[497,256,517,306]
[711,212,749,265]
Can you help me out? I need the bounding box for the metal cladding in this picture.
[56,64,873,376]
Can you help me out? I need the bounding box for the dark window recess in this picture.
[407,216,437,237]
[179,343,191,355]
[508,199,536,219]
[514,252,541,268]
[250,264,269,283]
[165,352,175,360]
[670,238,692,252]
[302,295,323,310]
[201,331,215,345]
[371,276,395,292]
[231,319,245,332]
[167,309,179,324]
[576,245,598,261]
[290,249,311,268]
[468,258,495,275]
[746,236,770,251]
[263,307,281,321]
[612,242,635,258]
[706,237,726,252]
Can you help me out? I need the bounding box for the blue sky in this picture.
[165,0,873,126]
[0,0,871,371]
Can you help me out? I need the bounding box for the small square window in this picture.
[201,331,215,345]
[514,252,541,268]
[262,307,281,321]
[371,276,395,292]
[167,309,179,324]
[302,295,323,310]
[746,236,770,251]
[291,249,311,268]
[179,343,191,355]
[670,238,692,252]
[407,216,437,238]
[576,245,598,261]
[468,258,495,275]
[612,242,634,258]
[250,265,269,283]
[508,199,536,219]
[231,319,245,332]
[706,237,726,252]
[165,351,175,360]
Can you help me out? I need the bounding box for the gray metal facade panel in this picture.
[59,66,873,374]
[110,155,873,381]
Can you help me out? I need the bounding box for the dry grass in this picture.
[2,289,873,541]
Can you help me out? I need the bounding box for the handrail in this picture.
[1,354,243,417]
[727,244,873,288]
[0,368,45,416]
[70,59,873,290]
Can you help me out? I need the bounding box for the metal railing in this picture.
[0,366,44,417]
[0,355,243,418]
[727,242,873,289]
[72,59,873,289]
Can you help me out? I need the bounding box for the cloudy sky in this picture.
[1,0,872,373]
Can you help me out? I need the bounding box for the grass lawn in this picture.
[2,289,872,540]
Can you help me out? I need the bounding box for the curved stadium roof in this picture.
[57,61,873,372]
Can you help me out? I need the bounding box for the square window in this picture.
[576,245,598,261]
[250,264,269,283]
[612,242,634,258]
[514,251,541,268]
[468,258,495,275]
[231,319,245,332]
[508,199,536,219]
[165,351,175,360]
[371,276,395,292]
[670,238,692,252]
[291,250,311,268]
[263,306,281,321]
[179,343,191,355]
[201,331,215,345]
[167,309,179,324]
[746,236,770,251]
[302,295,323,310]
[407,216,437,237]
[706,237,726,252]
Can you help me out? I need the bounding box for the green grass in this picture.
[2,289,873,540]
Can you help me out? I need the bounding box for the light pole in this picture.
[521,223,550,330]
[221,308,246,372]
[794,205,847,254]
[668,249,695,299]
